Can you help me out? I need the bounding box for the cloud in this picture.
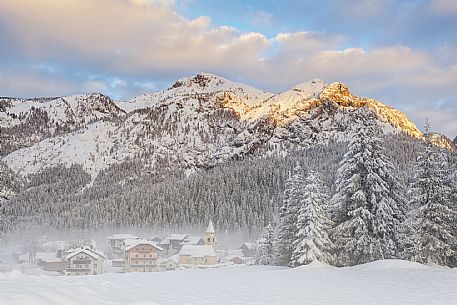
[0,0,269,76]
[0,0,456,137]
[430,0,457,15]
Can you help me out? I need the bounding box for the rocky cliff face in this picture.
[0,73,449,180]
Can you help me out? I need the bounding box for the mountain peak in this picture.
[291,79,326,97]
[170,72,228,90]
[320,82,352,102]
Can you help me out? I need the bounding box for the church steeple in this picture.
[204,220,217,249]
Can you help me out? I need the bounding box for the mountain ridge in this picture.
[1,73,455,181]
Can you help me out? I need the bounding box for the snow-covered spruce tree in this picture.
[276,163,305,266]
[330,109,405,266]
[290,171,333,266]
[255,223,276,265]
[407,123,457,266]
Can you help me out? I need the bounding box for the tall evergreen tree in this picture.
[291,171,333,266]
[331,109,405,266]
[255,223,276,265]
[276,163,305,266]
[407,122,457,266]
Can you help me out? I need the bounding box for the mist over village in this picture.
[1,1,457,305]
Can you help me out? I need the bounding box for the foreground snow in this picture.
[1,260,456,305]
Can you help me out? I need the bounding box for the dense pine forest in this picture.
[257,120,457,267]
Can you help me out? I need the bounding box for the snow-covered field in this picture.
[0,260,456,305]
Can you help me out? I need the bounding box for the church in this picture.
[177,220,219,267]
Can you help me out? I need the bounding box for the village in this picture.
[7,221,261,276]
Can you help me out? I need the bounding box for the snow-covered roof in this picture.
[65,248,101,261]
[108,233,139,240]
[181,236,203,245]
[168,234,189,241]
[35,252,62,263]
[206,221,215,233]
[179,245,217,258]
[218,249,244,257]
[18,253,30,262]
[240,242,256,250]
[124,240,163,252]
[224,255,246,262]
[85,247,107,259]
[160,234,189,245]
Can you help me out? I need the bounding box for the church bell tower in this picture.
[204,220,217,249]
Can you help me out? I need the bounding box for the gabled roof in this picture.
[160,234,189,245]
[225,255,246,262]
[180,236,204,246]
[206,221,215,233]
[240,242,257,250]
[179,244,217,258]
[35,252,62,263]
[124,240,163,252]
[65,248,102,261]
[168,234,189,241]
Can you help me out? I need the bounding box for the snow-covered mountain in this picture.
[0,73,449,179]
[0,93,125,157]
[429,133,457,152]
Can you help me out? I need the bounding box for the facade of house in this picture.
[124,241,163,272]
[65,247,105,276]
[35,252,66,272]
[112,258,125,267]
[165,254,179,270]
[227,255,246,264]
[108,234,140,255]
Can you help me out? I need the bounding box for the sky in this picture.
[0,0,456,138]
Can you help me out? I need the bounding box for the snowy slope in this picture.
[0,94,125,157]
[0,260,456,305]
[116,73,274,112]
[1,73,439,180]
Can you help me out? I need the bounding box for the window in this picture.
[208,238,211,242]
[94,264,97,268]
